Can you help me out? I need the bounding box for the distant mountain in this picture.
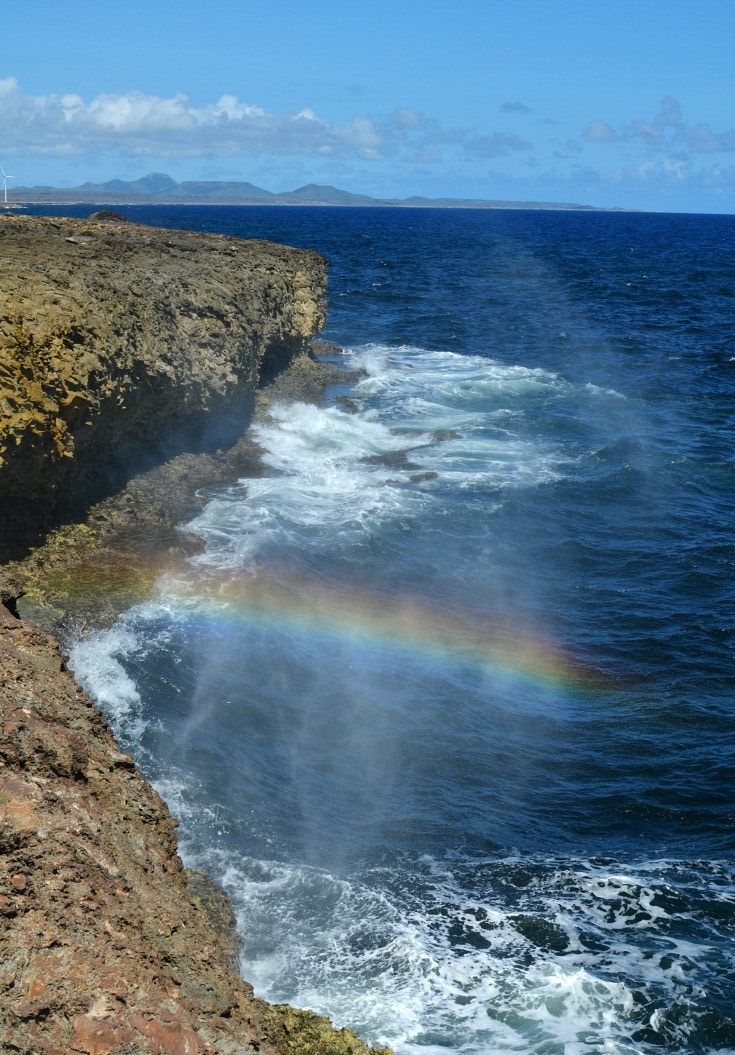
[176,179,275,202]
[280,183,379,206]
[75,172,180,196]
[11,172,607,210]
[135,172,179,194]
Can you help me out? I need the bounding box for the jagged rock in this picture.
[431,429,462,442]
[336,395,360,414]
[88,210,131,222]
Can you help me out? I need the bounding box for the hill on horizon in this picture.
[11,171,607,210]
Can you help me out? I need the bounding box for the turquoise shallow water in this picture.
[30,203,735,1053]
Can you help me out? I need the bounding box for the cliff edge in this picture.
[0,603,389,1055]
[0,213,326,558]
[0,216,390,1055]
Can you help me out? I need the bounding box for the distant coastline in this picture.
[8,170,622,211]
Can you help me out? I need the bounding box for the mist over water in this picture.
[64,205,735,1054]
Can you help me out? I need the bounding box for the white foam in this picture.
[186,848,735,1055]
[346,344,566,409]
[184,344,591,569]
[345,344,574,487]
[70,624,149,744]
[185,400,433,568]
[67,595,197,750]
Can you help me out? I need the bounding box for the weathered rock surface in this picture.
[0,602,389,1055]
[0,218,391,1054]
[0,214,326,558]
[7,346,358,630]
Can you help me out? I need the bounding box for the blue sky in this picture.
[2,0,734,212]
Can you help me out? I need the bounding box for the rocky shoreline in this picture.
[0,601,391,1055]
[0,213,327,557]
[0,215,390,1055]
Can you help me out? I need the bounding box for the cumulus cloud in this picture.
[686,123,735,153]
[391,107,426,131]
[583,120,618,143]
[631,120,664,145]
[0,79,535,174]
[584,97,735,156]
[662,158,688,181]
[0,79,393,160]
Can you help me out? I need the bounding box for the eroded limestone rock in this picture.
[0,214,326,557]
[0,216,392,1055]
[0,602,391,1055]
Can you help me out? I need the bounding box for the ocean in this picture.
[31,204,735,1053]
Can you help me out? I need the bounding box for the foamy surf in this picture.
[63,200,735,1055]
[183,343,603,572]
[151,832,735,1055]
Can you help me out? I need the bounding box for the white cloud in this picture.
[0,79,390,161]
[391,107,425,131]
[637,160,657,180]
[212,95,266,121]
[337,116,384,158]
[292,108,321,123]
[663,158,687,181]
[0,79,539,171]
[631,120,663,145]
[583,120,618,143]
[584,98,735,156]
[87,91,197,132]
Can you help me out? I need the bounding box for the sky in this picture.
[2,0,735,213]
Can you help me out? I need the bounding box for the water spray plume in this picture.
[169,566,613,696]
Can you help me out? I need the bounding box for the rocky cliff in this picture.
[0,216,390,1055]
[0,603,389,1055]
[0,213,326,558]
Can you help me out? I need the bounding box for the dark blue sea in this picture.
[33,204,735,1053]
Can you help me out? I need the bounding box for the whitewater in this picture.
[39,203,735,1055]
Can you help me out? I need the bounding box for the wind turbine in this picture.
[1,167,15,205]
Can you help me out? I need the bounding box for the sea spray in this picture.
[67,205,735,1054]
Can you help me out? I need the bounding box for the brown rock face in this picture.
[0,218,391,1054]
[0,214,327,558]
[0,603,390,1055]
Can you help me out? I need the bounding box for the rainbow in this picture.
[166,566,612,697]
